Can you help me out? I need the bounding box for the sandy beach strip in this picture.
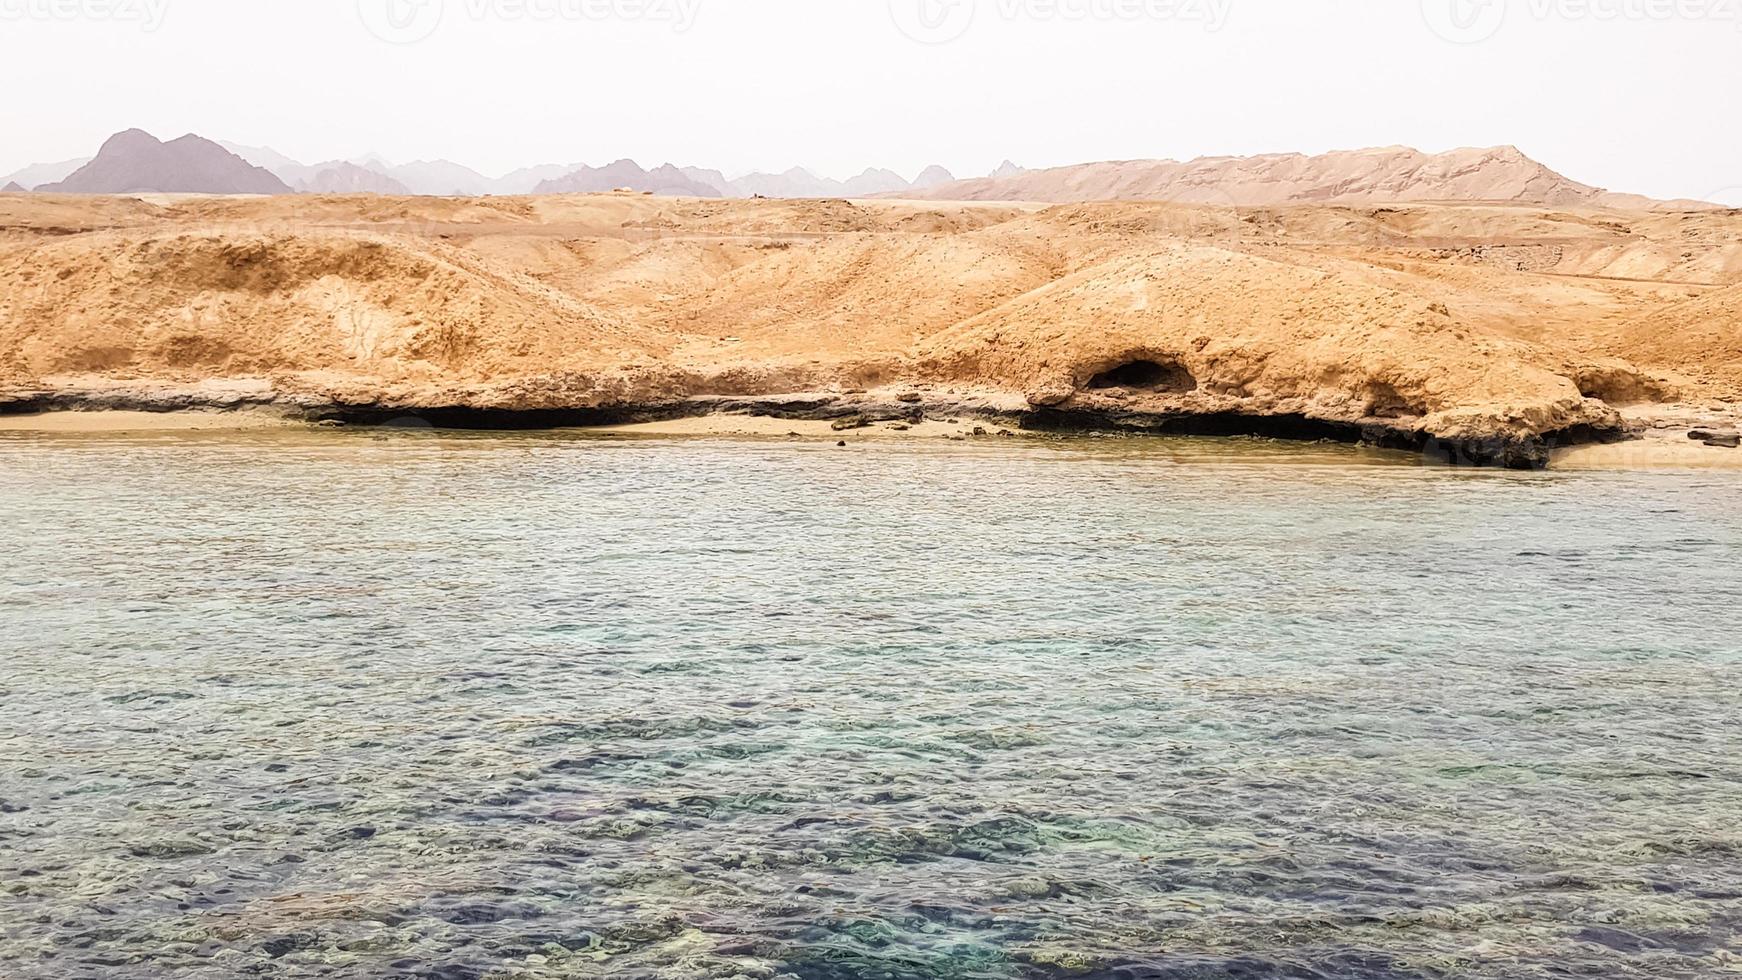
[1552,439,1742,471]
[0,410,1014,441]
[0,409,302,433]
[572,415,1020,440]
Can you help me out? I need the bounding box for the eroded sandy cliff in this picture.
[1,192,1738,465]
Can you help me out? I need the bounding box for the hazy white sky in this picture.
[1,0,1737,201]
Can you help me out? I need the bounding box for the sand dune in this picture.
[1,191,1737,466]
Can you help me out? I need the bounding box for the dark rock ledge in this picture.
[0,388,1629,470]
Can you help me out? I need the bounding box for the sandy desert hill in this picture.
[1,189,1738,465]
[893,146,1715,210]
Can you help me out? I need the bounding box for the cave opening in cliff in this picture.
[1087,359,1198,393]
[1363,382,1426,419]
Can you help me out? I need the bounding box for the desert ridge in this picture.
[882,145,1717,209]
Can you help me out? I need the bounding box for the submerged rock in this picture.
[129,839,215,859]
[259,936,317,960]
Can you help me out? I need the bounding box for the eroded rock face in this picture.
[2,193,1734,466]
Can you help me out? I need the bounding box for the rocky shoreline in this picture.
[0,383,1657,468]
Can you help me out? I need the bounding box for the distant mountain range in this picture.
[535,160,722,197]
[2,130,1712,210]
[2,157,89,189]
[297,162,412,196]
[0,130,978,199]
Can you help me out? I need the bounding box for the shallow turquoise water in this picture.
[1,429,1740,979]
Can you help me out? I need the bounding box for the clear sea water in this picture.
[1,429,1739,980]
